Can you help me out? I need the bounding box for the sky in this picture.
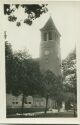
[4,2,76,59]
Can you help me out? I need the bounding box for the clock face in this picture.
[44,50,50,55]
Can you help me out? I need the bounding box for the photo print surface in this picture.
[4,2,77,118]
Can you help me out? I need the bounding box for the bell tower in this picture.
[39,17,61,76]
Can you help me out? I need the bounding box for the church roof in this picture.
[40,16,61,37]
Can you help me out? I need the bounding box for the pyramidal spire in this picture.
[40,16,61,37]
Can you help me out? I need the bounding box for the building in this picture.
[6,94,22,108]
[6,94,54,108]
[39,16,61,77]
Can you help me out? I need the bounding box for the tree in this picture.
[4,4,48,26]
[62,48,77,116]
[12,51,44,113]
[5,43,44,114]
[42,70,63,114]
[5,41,14,93]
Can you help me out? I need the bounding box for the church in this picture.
[7,16,62,110]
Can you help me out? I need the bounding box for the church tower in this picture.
[39,17,61,77]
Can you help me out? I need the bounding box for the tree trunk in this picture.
[73,105,76,117]
[58,106,60,112]
[21,93,25,115]
[57,101,60,112]
[45,94,49,114]
[73,92,76,117]
[73,99,76,117]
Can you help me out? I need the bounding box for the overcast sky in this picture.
[4,2,76,59]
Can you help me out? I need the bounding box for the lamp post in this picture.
[4,31,7,40]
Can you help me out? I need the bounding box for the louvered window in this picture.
[43,32,47,41]
[49,31,53,40]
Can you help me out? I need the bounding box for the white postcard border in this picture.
[0,0,80,124]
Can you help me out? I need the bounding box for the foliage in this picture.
[62,49,77,95]
[5,42,44,96]
[42,70,62,97]
[62,48,77,111]
[4,4,48,26]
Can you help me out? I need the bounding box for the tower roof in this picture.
[40,16,61,37]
